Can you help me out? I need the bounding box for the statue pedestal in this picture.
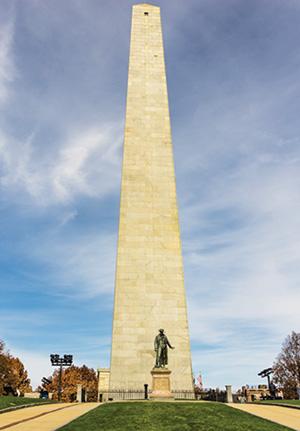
[150,368,174,400]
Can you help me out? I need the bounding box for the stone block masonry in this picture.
[109,3,194,392]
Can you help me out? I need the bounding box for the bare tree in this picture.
[273,331,300,399]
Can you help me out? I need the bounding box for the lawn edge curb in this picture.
[0,401,57,414]
[254,403,300,411]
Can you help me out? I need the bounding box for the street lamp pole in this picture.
[50,354,73,401]
[258,367,274,398]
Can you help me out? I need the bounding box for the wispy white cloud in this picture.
[24,230,117,298]
[179,72,300,387]
[1,0,300,393]
[0,19,15,106]
[185,150,300,330]
[0,222,117,301]
[0,123,122,206]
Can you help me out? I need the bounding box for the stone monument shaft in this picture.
[109,3,193,391]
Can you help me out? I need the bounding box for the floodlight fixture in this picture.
[50,353,73,401]
[258,367,273,378]
[258,367,275,397]
[42,377,52,385]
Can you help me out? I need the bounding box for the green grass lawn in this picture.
[58,402,294,431]
[0,395,51,411]
[260,399,300,406]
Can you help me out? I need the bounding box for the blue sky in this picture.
[1,0,300,390]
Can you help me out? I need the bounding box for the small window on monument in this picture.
[144,12,149,15]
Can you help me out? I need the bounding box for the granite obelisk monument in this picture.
[109,3,194,392]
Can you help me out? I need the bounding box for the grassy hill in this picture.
[58,402,294,431]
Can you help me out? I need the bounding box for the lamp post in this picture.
[258,367,275,398]
[50,354,73,401]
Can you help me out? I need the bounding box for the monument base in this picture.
[150,368,174,400]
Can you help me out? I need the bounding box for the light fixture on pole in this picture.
[50,354,73,401]
[258,367,275,398]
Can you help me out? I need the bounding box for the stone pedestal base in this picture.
[150,368,174,400]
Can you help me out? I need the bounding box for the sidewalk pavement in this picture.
[0,402,99,431]
[230,403,300,430]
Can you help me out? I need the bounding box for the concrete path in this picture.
[0,402,99,431]
[230,403,300,430]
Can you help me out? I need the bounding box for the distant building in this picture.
[239,385,283,402]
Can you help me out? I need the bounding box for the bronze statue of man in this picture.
[154,329,174,368]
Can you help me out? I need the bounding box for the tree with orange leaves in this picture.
[42,364,97,402]
[0,340,31,395]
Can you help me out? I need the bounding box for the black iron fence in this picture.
[172,390,195,400]
[198,389,227,402]
[98,389,196,402]
[99,390,145,402]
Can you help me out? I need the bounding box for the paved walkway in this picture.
[230,403,300,430]
[0,402,99,431]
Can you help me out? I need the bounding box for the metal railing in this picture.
[172,390,195,400]
[98,389,196,402]
[99,390,145,401]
